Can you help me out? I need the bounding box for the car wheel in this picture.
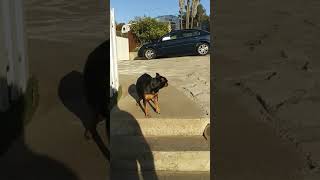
[197,43,209,56]
[144,48,156,60]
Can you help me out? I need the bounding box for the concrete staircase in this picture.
[110,75,210,179]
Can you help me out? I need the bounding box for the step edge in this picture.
[111,117,210,121]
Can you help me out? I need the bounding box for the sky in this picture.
[111,0,210,23]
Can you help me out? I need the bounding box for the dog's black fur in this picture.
[136,73,168,117]
[136,73,168,99]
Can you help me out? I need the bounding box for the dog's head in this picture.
[150,73,168,90]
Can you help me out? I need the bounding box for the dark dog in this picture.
[136,73,168,117]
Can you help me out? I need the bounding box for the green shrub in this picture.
[130,17,170,44]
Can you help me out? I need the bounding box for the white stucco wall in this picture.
[116,36,129,60]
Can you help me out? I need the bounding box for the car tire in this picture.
[197,43,209,56]
[144,48,156,60]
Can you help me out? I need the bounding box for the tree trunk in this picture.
[190,0,199,29]
[191,17,194,28]
[179,0,185,30]
[179,11,183,30]
[186,0,190,29]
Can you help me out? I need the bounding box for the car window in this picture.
[162,32,181,41]
[182,31,193,38]
[192,30,201,36]
[182,30,201,38]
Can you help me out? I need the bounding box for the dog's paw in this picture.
[145,114,151,118]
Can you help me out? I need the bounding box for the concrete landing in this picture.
[111,74,209,136]
[115,77,203,119]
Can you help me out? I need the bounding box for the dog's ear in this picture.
[156,73,160,78]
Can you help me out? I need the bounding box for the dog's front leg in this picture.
[154,95,160,114]
[143,99,150,117]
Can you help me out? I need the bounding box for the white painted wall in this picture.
[110,8,119,97]
[116,36,129,60]
[0,0,28,112]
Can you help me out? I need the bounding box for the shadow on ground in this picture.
[0,78,79,180]
[58,40,109,161]
[111,87,159,180]
[128,84,145,113]
[58,71,109,161]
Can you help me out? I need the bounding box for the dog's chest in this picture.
[144,94,155,100]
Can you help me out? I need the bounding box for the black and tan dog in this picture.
[136,73,168,117]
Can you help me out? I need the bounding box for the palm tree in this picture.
[190,0,200,28]
[186,0,191,29]
[195,3,206,28]
[179,0,185,29]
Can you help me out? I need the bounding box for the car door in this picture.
[179,30,202,54]
[157,31,184,56]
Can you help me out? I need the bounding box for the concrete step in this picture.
[111,136,210,171]
[111,85,209,136]
[111,171,210,180]
[111,116,209,136]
